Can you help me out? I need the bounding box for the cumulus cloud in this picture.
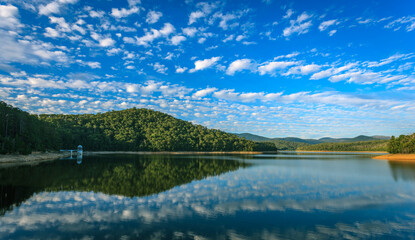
[283,12,312,37]
[284,64,321,75]
[125,23,175,46]
[170,35,186,45]
[39,0,78,16]
[310,63,357,80]
[188,2,217,25]
[182,27,197,37]
[319,19,338,31]
[146,10,162,24]
[0,4,22,29]
[111,7,140,18]
[189,57,221,73]
[193,87,217,98]
[258,61,298,75]
[99,38,116,47]
[283,9,294,19]
[152,62,168,74]
[226,59,254,75]
[91,32,116,47]
[175,66,187,73]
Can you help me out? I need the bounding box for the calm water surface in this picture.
[1,152,415,239]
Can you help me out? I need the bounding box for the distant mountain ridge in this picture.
[234,133,390,144]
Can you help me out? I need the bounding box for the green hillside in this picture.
[297,140,389,152]
[388,133,415,153]
[0,101,276,154]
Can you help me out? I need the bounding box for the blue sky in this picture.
[0,0,414,138]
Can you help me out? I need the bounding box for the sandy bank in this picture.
[295,150,388,153]
[372,154,415,162]
[0,152,69,167]
[86,151,268,155]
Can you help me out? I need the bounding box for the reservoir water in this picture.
[1,152,415,239]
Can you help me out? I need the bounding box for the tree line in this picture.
[0,101,58,154]
[297,140,389,152]
[0,101,276,154]
[388,133,415,154]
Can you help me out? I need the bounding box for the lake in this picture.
[1,152,415,239]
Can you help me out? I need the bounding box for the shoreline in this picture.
[372,154,415,162]
[0,152,70,167]
[0,151,272,166]
[86,151,269,155]
[295,150,388,153]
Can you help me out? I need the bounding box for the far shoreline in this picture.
[372,154,415,162]
[0,151,275,166]
[85,151,272,155]
[295,150,388,153]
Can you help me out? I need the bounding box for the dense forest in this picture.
[268,139,310,150]
[297,140,389,152]
[388,133,415,153]
[0,102,58,154]
[0,101,276,154]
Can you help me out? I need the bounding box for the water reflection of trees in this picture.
[0,155,247,215]
[388,161,415,182]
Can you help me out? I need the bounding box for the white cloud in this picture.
[182,27,197,37]
[171,35,186,45]
[258,61,298,75]
[328,30,337,36]
[86,61,101,69]
[189,11,204,25]
[128,0,141,7]
[319,19,338,31]
[235,35,246,41]
[189,57,221,72]
[146,10,162,24]
[193,87,217,98]
[152,62,168,74]
[0,4,22,29]
[283,12,312,37]
[99,38,116,47]
[39,0,78,16]
[226,59,254,75]
[44,27,60,38]
[111,7,140,18]
[198,37,206,44]
[127,23,175,46]
[175,66,187,73]
[89,10,104,18]
[285,64,321,75]
[310,63,357,80]
[188,2,217,25]
[283,9,294,19]
[223,35,234,42]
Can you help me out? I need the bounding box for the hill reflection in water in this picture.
[0,154,248,215]
[388,161,415,182]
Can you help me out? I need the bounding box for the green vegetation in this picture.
[0,101,58,154]
[0,101,276,154]
[269,139,310,150]
[297,140,389,152]
[0,155,248,215]
[388,133,415,153]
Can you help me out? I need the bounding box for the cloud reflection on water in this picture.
[1,157,415,239]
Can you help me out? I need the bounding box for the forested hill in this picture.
[0,101,276,154]
[388,133,415,153]
[297,140,389,152]
[235,133,389,144]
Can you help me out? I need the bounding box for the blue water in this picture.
[1,152,415,239]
